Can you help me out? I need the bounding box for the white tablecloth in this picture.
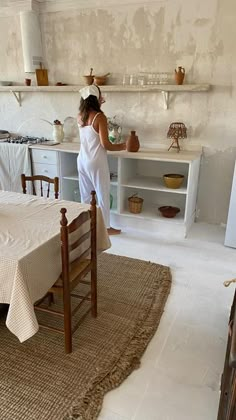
[0,191,111,342]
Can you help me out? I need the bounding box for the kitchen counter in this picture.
[30,142,201,162]
[29,142,202,237]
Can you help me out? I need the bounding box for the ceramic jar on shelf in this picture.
[175,66,185,85]
[126,130,140,152]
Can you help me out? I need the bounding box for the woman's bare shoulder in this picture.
[97,112,107,123]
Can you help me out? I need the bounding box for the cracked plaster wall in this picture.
[0,0,236,225]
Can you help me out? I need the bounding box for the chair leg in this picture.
[63,291,72,354]
[91,269,97,318]
[48,292,54,305]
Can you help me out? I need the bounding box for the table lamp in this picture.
[167,122,187,152]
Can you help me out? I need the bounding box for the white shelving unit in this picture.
[30,145,201,237]
[0,83,210,109]
[107,151,201,236]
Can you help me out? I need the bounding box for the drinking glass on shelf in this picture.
[122,74,130,85]
[159,72,168,84]
[137,76,145,86]
[129,74,137,85]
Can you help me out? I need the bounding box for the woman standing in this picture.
[77,84,126,235]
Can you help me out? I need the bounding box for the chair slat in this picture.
[68,211,90,233]
[21,173,59,199]
[69,230,90,252]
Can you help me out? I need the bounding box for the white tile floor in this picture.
[98,222,236,420]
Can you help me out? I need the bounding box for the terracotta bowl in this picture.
[93,76,107,86]
[83,75,94,85]
[158,206,180,218]
[163,173,184,189]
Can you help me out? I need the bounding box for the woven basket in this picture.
[128,194,143,214]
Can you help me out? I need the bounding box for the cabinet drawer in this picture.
[32,163,58,178]
[31,149,58,165]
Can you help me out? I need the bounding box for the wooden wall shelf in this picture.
[0,83,210,109]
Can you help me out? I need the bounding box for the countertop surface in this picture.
[30,142,202,162]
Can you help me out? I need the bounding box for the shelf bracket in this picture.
[10,90,22,107]
[161,91,169,110]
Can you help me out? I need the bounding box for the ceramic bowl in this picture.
[163,173,184,189]
[93,76,107,86]
[158,206,180,218]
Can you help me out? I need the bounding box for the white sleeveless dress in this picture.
[77,113,110,228]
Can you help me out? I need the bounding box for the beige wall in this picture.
[0,0,236,224]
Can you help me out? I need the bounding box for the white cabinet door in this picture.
[225,162,236,248]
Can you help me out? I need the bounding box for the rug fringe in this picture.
[64,266,171,420]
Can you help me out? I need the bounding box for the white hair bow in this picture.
[79,85,100,100]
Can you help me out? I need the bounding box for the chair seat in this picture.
[52,259,91,289]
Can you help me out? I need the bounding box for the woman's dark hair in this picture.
[79,85,103,126]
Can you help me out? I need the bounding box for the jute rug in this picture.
[0,253,171,420]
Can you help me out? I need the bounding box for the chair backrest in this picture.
[21,173,59,199]
[60,190,97,287]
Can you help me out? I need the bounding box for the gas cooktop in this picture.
[1,136,60,146]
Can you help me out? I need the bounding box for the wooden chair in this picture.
[35,190,97,354]
[21,173,59,199]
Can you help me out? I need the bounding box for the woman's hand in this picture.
[119,142,126,151]
[97,115,127,151]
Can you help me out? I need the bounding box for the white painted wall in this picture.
[0,0,235,224]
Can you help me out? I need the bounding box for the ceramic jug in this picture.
[52,123,64,143]
[175,66,185,85]
[126,130,140,152]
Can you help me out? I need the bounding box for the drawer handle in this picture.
[43,169,48,173]
[42,155,48,159]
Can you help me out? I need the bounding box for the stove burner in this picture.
[4,136,49,145]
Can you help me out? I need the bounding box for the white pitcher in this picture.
[52,124,64,143]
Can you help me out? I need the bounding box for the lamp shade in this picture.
[167,122,187,140]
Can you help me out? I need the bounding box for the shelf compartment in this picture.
[121,176,187,194]
[120,187,186,222]
[62,174,78,181]
[120,158,189,186]
[120,208,184,223]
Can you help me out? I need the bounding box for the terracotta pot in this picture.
[175,66,185,85]
[158,206,180,218]
[25,78,31,86]
[126,130,140,152]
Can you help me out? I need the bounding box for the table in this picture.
[0,191,111,342]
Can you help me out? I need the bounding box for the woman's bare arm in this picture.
[98,114,126,151]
